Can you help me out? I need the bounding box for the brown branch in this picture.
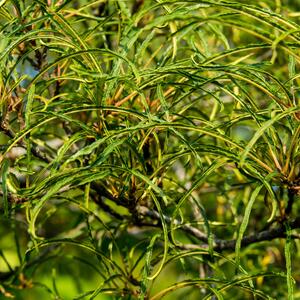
[137,205,300,251]
[215,217,300,251]
[137,205,208,242]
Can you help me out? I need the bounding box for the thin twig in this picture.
[1,121,52,164]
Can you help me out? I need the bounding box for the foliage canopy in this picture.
[1,0,300,299]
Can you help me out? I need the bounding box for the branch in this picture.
[137,205,300,251]
[137,205,208,242]
[215,217,300,251]
[3,120,299,252]
[1,121,134,222]
[1,121,52,164]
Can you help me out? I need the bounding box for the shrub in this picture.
[0,0,300,299]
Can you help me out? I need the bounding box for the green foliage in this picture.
[0,0,300,299]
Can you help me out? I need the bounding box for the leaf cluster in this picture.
[0,0,300,299]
